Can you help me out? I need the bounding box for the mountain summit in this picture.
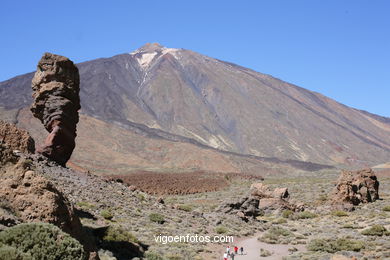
[0,44,389,173]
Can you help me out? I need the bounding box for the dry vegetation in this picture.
[14,159,390,259]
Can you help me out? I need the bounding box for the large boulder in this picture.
[0,121,35,167]
[0,120,35,154]
[329,168,379,208]
[219,183,301,221]
[31,52,80,166]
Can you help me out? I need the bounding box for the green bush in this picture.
[0,243,32,260]
[0,223,86,260]
[259,248,272,257]
[382,206,390,212]
[177,204,193,212]
[331,210,349,217]
[166,253,183,260]
[272,218,287,224]
[317,194,327,202]
[101,209,114,220]
[342,224,355,229]
[76,201,95,210]
[282,210,294,219]
[149,213,165,224]
[308,238,364,253]
[103,226,139,244]
[361,225,390,236]
[296,211,317,219]
[215,226,229,234]
[144,251,165,260]
[259,226,293,244]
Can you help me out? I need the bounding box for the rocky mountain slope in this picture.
[1,43,389,173]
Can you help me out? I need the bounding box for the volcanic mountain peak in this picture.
[0,45,389,172]
[129,43,181,69]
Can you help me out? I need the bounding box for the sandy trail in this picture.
[216,233,306,260]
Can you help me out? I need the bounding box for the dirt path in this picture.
[215,233,306,260]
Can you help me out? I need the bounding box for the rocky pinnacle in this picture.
[31,53,80,166]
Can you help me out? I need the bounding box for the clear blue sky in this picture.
[1,0,389,117]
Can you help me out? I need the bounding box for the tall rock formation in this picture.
[30,53,80,166]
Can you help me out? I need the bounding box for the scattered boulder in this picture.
[219,183,302,221]
[329,168,379,210]
[157,197,165,204]
[250,183,290,199]
[31,52,80,166]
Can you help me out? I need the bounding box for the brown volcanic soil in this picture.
[109,171,264,195]
[13,108,330,176]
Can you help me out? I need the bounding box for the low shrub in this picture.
[282,210,294,219]
[331,210,349,217]
[308,238,364,253]
[103,226,139,244]
[149,213,165,224]
[177,204,193,212]
[361,225,390,236]
[342,224,355,229]
[144,251,165,260]
[0,223,86,260]
[272,218,287,224]
[101,209,114,220]
[295,211,317,219]
[382,206,390,212]
[259,226,293,244]
[76,201,95,210]
[0,243,32,260]
[259,248,272,257]
[215,226,229,234]
[166,253,183,260]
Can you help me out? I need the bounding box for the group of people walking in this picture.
[223,246,244,259]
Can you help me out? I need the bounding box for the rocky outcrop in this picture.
[329,168,379,209]
[0,121,35,167]
[0,158,98,259]
[31,52,80,166]
[219,183,303,221]
[0,120,35,154]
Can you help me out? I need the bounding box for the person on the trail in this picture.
[234,246,238,254]
[226,246,230,254]
[240,246,244,255]
[223,252,228,260]
[230,252,235,259]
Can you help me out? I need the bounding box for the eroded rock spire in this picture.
[31,52,80,165]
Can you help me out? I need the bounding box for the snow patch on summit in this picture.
[137,52,157,68]
[162,48,180,59]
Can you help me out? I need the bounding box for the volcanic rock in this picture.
[30,52,80,166]
[219,183,301,220]
[0,159,97,259]
[329,168,379,208]
[0,121,35,166]
[0,120,35,154]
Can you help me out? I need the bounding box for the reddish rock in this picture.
[329,168,379,207]
[31,52,80,166]
[0,120,35,153]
